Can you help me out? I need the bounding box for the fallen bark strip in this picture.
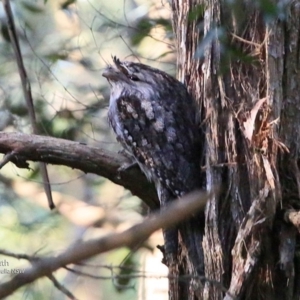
[224,187,273,300]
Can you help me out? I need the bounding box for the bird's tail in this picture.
[159,186,205,275]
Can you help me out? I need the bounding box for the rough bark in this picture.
[171,0,300,299]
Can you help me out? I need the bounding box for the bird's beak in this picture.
[102,65,130,84]
[102,66,120,85]
[102,66,115,79]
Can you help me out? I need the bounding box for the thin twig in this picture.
[63,266,206,281]
[0,190,212,298]
[47,274,78,300]
[0,249,36,261]
[3,0,54,209]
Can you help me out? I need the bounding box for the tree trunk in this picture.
[170,0,300,299]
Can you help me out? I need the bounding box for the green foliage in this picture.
[116,253,138,292]
[131,17,172,46]
[60,0,77,9]
[256,0,287,21]
[188,4,205,21]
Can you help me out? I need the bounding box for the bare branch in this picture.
[0,190,211,298]
[0,132,158,208]
[47,274,78,300]
[3,0,54,209]
[0,249,34,261]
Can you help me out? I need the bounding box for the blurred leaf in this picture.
[155,18,172,32]
[1,23,11,43]
[226,45,256,64]
[196,23,255,75]
[219,44,256,74]
[61,0,77,9]
[115,254,137,292]
[131,17,172,46]
[131,18,153,46]
[45,53,69,62]
[21,1,44,13]
[9,102,28,117]
[188,4,205,21]
[253,0,287,22]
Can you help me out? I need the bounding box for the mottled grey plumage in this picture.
[103,57,204,273]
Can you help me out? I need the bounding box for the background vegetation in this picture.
[0,0,174,299]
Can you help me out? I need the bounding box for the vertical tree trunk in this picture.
[170,0,300,299]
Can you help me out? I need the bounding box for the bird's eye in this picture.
[129,75,139,81]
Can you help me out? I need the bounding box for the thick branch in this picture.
[0,190,210,298]
[0,132,158,208]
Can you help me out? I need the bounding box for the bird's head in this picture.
[102,56,182,99]
[103,56,158,85]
